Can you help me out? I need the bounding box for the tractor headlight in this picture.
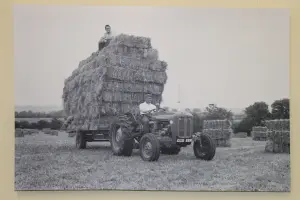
[169,120,174,124]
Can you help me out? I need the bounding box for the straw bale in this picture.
[202,119,233,147]
[105,54,167,72]
[202,129,232,140]
[105,66,167,84]
[15,129,24,137]
[43,129,59,136]
[265,119,290,131]
[109,34,152,48]
[102,91,161,103]
[203,119,231,130]
[266,131,290,144]
[265,139,290,153]
[251,131,267,141]
[264,119,290,153]
[15,128,40,137]
[252,126,268,132]
[265,130,290,153]
[103,81,164,95]
[23,129,39,135]
[98,41,158,61]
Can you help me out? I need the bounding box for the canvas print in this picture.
[14,5,290,191]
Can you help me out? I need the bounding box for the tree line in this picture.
[15,118,63,130]
[15,110,65,118]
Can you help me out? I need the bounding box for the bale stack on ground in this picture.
[15,128,39,137]
[202,120,233,147]
[42,128,59,136]
[23,129,39,135]
[15,128,25,137]
[62,34,168,130]
[265,119,290,153]
[251,126,268,141]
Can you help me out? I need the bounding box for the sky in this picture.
[13,5,290,112]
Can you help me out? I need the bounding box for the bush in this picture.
[233,118,253,136]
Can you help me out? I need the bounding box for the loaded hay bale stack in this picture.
[62,34,168,131]
[265,119,290,153]
[251,126,268,141]
[202,119,233,147]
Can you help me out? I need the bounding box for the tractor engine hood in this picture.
[151,111,193,121]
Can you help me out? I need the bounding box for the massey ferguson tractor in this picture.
[110,108,216,162]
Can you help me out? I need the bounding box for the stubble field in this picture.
[15,131,290,191]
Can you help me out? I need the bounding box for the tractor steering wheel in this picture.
[158,107,166,112]
[141,109,157,118]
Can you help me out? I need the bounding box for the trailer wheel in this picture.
[110,124,134,157]
[161,146,181,155]
[193,133,216,161]
[139,133,160,161]
[75,130,86,149]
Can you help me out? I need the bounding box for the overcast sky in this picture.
[13,5,289,111]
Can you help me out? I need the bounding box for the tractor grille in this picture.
[178,117,192,138]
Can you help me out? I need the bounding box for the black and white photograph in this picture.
[14,5,290,191]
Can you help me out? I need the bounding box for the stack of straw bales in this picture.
[15,128,39,137]
[251,126,268,141]
[15,128,24,137]
[202,120,233,147]
[265,119,290,153]
[62,34,168,130]
[42,128,59,136]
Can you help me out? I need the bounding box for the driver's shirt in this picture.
[139,102,156,114]
[99,32,114,43]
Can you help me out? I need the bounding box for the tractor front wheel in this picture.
[139,133,160,161]
[110,124,134,157]
[193,133,216,161]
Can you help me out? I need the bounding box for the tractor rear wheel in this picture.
[161,146,181,155]
[139,133,160,161]
[75,130,86,149]
[193,133,216,161]
[110,123,134,157]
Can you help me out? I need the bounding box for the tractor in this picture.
[110,108,216,161]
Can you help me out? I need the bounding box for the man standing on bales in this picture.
[98,24,114,51]
[139,93,157,133]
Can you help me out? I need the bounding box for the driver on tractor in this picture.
[139,93,157,133]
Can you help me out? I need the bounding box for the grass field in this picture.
[15,132,290,191]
